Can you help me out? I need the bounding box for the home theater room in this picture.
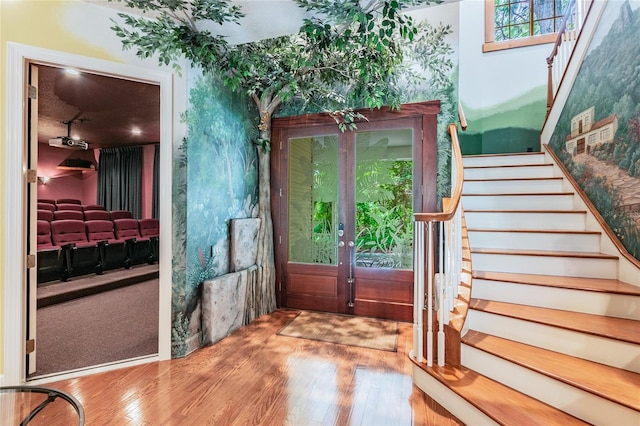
[32,63,161,379]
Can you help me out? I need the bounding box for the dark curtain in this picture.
[97,146,143,218]
[152,144,160,219]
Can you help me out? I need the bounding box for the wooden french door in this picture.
[271,102,440,322]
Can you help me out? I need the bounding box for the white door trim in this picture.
[4,42,174,385]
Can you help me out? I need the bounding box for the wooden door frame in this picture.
[271,101,441,315]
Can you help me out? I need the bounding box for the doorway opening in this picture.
[29,63,161,379]
[4,43,173,386]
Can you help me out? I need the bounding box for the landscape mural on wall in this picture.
[172,72,259,357]
[460,85,548,155]
[548,0,640,260]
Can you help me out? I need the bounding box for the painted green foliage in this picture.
[549,0,640,260]
[171,73,258,357]
[111,0,458,354]
[186,73,258,284]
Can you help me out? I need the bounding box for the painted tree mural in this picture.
[110,0,451,337]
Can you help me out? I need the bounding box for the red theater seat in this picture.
[37,220,63,283]
[139,218,159,263]
[139,218,159,238]
[38,202,55,212]
[85,220,128,271]
[114,218,152,267]
[82,204,106,211]
[110,210,133,220]
[84,210,111,221]
[51,219,99,280]
[38,209,54,222]
[56,203,83,212]
[54,210,85,221]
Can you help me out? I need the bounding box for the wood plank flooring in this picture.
[44,309,462,425]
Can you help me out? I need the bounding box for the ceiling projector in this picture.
[49,136,89,150]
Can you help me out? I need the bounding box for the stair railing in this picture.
[546,0,593,115]
[413,103,466,367]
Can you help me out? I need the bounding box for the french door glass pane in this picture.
[288,134,339,265]
[355,129,413,269]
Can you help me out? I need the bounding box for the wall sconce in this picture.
[38,176,50,185]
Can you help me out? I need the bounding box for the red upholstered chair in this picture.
[37,220,54,248]
[37,220,63,283]
[84,210,111,221]
[139,218,159,263]
[37,209,54,222]
[56,203,83,212]
[139,218,159,238]
[56,198,81,204]
[50,219,99,280]
[38,198,56,205]
[85,220,127,271]
[38,202,56,212]
[82,204,106,211]
[114,218,152,267]
[54,210,85,221]
[110,210,133,220]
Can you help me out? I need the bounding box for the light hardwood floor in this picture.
[45,309,463,425]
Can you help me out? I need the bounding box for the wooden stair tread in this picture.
[469,298,640,345]
[465,177,563,182]
[468,228,601,235]
[462,330,640,411]
[471,247,618,259]
[465,209,586,214]
[463,192,574,196]
[464,163,553,170]
[472,271,640,295]
[411,361,589,426]
[462,152,543,158]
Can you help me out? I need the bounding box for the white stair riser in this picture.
[467,230,601,252]
[462,194,574,211]
[464,165,555,180]
[471,252,617,279]
[463,154,546,167]
[466,310,640,372]
[472,279,639,320]
[461,345,639,426]
[463,179,564,194]
[465,211,586,231]
[412,365,499,426]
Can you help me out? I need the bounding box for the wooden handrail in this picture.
[414,122,463,222]
[546,0,577,114]
[546,0,577,67]
[546,0,593,114]
[458,102,467,131]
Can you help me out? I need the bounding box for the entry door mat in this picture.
[277,310,399,352]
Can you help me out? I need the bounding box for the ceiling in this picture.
[39,1,312,150]
[38,64,160,149]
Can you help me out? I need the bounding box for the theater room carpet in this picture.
[34,278,159,377]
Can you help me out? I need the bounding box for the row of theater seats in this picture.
[38,208,133,223]
[37,203,159,283]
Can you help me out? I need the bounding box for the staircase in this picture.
[412,152,640,425]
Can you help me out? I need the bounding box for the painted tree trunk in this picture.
[253,105,277,319]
